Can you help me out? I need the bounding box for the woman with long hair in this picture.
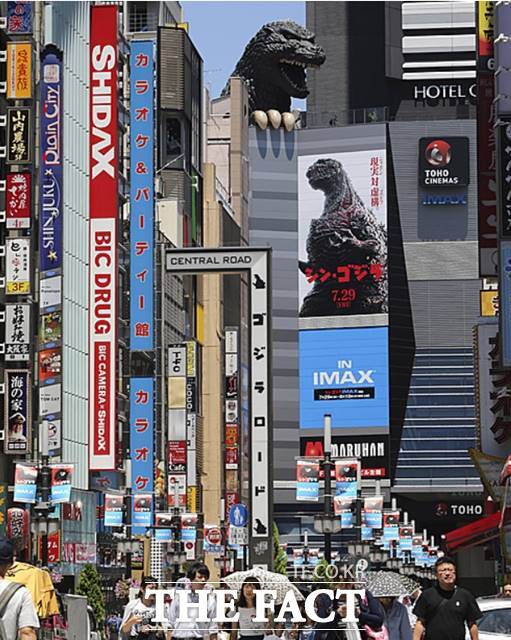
[230,577,270,640]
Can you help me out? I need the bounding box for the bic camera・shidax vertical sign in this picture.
[166,247,272,568]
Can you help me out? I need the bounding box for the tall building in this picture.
[247,0,492,589]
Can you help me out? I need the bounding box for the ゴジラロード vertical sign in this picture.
[89,5,118,470]
[130,40,154,350]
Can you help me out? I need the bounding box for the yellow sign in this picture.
[187,341,196,378]
[187,486,197,512]
[481,290,498,316]
[7,42,32,99]
[478,1,494,57]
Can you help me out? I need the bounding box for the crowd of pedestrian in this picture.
[110,555,491,640]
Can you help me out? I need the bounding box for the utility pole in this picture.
[36,421,51,566]
[323,414,333,565]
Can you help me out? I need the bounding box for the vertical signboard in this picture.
[89,5,118,470]
[168,345,187,508]
[39,46,63,272]
[500,242,511,368]
[6,108,31,164]
[5,304,30,361]
[477,1,497,276]
[186,341,198,511]
[6,173,31,229]
[4,370,31,454]
[130,378,154,531]
[130,40,154,350]
[6,42,32,99]
[7,2,33,34]
[6,237,30,295]
[38,46,64,455]
[224,328,240,514]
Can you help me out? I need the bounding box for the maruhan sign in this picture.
[166,249,266,271]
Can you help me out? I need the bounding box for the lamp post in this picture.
[323,414,333,564]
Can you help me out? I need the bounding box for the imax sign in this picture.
[422,194,467,206]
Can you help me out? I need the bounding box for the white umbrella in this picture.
[364,570,419,598]
[223,566,304,603]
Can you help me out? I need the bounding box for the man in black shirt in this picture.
[412,557,481,640]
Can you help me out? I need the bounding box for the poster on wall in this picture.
[4,371,31,454]
[299,326,389,430]
[298,150,387,320]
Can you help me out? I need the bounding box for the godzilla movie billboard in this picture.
[298,150,387,321]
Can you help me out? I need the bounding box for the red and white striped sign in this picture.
[89,5,118,470]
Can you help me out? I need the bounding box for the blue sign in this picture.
[39,46,63,273]
[130,378,154,533]
[500,242,511,367]
[13,464,37,503]
[229,503,248,527]
[7,1,32,34]
[361,526,373,541]
[130,41,154,350]
[155,529,173,541]
[296,482,319,501]
[299,327,389,429]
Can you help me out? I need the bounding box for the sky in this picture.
[181,1,306,105]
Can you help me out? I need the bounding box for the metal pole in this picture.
[323,414,332,565]
[39,422,50,567]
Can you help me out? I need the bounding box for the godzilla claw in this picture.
[253,110,268,129]
[282,112,296,131]
[267,110,282,129]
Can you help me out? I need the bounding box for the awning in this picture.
[443,508,511,552]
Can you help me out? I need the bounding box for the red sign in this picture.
[206,526,222,546]
[39,347,61,383]
[89,5,118,470]
[39,530,60,563]
[6,173,31,229]
[168,440,187,469]
[6,508,29,549]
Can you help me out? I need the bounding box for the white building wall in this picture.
[44,2,89,489]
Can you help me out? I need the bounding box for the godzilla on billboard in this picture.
[298,152,388,320]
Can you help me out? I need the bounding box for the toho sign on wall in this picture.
[418,137,469,187]
[88,5,118,470]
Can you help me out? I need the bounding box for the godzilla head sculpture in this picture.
[222,20,325,130]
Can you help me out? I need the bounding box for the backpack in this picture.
[0,582,24,640]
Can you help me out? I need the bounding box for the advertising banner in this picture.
[132,494,153,527]
[481,290,498,316]
[130,40,154,350]
[13,464,37,503]
[50,464,73,504]
[39,383,61,418]
[39,46,63,272]
[335,460,360,499]
[6,237,30,295]
[296,459,320,502]
[186,342,198,493]
[363,495,383,529]
[224,328,239,514]
[6,173,31,229]
[40,310,61,346]
[39,347,61,384]
[5,303,30,361]
[300,327,389,430]
[39,276,61,312]
[301,434,389,478]
[7,1,33,34]
[498,124,511,238]
[130,378,154,530]
[477,2,497,275]
[383,511,400,541]
[500,242,511,367]
[7,42,31,99]
[168,474,186,508]
[4,370,31,454]
[418,138,469,187]
[7,107,31,164]
[168,440,187,472]
[104,494,123,527]
[298,149,387,320]
[89,4,118,470]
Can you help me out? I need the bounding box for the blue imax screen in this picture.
[299,326,389,430]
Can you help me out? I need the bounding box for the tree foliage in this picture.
[77,563,105,627]
[273,522,288,575]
